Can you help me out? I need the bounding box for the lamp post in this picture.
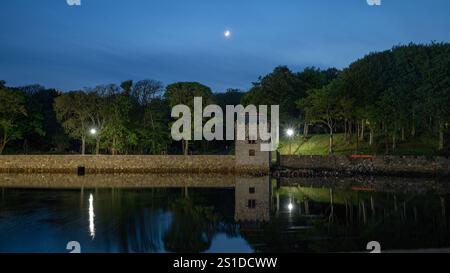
[89,128,99,155]
[286,128,295,155]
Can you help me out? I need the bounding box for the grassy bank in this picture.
[278,133,441,156]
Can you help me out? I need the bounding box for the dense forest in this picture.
[0,43,449,155]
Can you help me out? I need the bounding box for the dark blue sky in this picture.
[1,0,449,92]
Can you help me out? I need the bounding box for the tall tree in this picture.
[0,88,27,154]
[54,91,92,155]
[131,80,167,154]
[120,80,133,96]
[86,84,121,155]
[214,88,244,109]
[242,66,302,122]
[103,92,137,155]
[165,82,214,155]
[20,86,60,153]
[300,82,342,154]
[132,79,163,106]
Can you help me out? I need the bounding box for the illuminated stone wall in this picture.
[280,155,450,176]
[0,155,243,174]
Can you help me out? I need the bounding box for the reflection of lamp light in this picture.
[89,194,95,239]
[288,203,294,211]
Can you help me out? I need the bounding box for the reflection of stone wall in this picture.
[281,155,450,176]
[0,173,237,189]
[0,155,266,174]
[234,176,271,222]
[0,173,273,223]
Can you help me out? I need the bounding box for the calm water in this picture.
[0,174,449,253]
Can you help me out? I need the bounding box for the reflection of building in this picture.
[234,176,271,222]
[234,116,271,222]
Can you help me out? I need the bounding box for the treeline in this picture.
[0,80,242,155]
[299,43,450,154]
[242,43,450,154]
[0,43,449,155]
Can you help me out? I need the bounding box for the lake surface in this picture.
[0,174,449,253]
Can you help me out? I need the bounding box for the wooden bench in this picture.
[348,155,373,161]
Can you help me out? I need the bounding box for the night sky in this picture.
[1,0,449,92]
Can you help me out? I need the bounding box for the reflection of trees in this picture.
[163,198,219,252]
[95,188,176,253]
[162,188,242,252]
[242,185,450,253]
[241,217,300,252]
[93,187,238,253]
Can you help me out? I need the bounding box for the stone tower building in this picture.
[234,114,271,174]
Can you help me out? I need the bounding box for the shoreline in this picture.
[1,154,449,177]
[0,155,269,176]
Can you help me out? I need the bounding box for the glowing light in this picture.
[89,194,95,239]
[286,128,294,137]
[89,128,97,135]
[224,30,231,38]
[288,203,294,211]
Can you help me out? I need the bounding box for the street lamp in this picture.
[286,128,294,137]
[285,128,295,155]
[89,128,100,155]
